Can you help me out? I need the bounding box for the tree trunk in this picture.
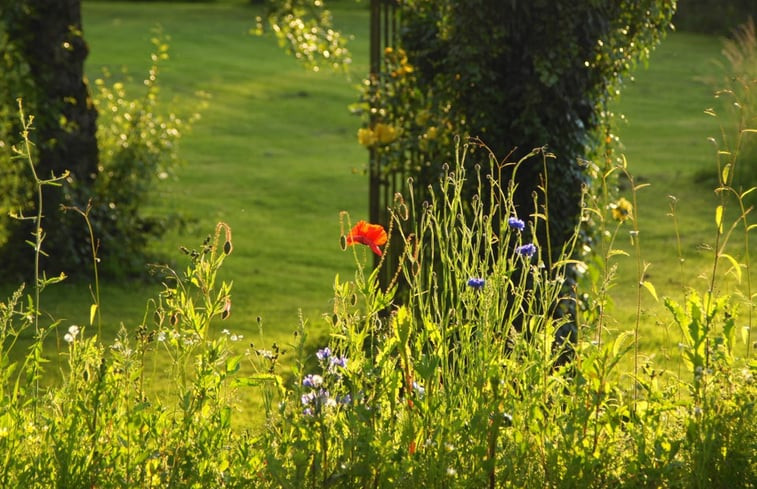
[4,0,99,276]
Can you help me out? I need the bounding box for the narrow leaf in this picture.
[612,330,634,358]
[719,253,742,283]
[89,304,98,326]
[715,205,724,234]
[608,249,630,258]
[641,281,658,302]
[722,164,730,183]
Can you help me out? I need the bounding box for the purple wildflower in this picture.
[301,392,316,405]
[515,243,537,258]
[467,277,485,289]
[316,347,331,361]
[302,374,324,388]
[330,356,348,369]
[508,216,525,231]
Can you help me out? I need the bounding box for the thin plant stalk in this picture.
[619,159,649,406]
[67,202,103,339]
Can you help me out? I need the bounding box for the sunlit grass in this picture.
[607,31,754,369]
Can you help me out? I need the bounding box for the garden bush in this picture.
[673,0,756,34]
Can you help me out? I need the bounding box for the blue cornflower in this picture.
[301,392,316,405]
[467,277,485,290]
[330,356,348,369]
[302,374,323,388]
[316,347,331,361]
[508,216,525,232]
[339,394,352,405]
[515,243,537,258]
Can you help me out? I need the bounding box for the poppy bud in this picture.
[223,240,233,255]
[222,298,231,320]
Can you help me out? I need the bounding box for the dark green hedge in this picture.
[673,0,756,34]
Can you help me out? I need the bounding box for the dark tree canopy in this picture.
[395,0,676,260]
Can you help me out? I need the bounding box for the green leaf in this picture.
[226,355,242,375]
[231,373,281,387]
[89,303,98,326]
[640,281,658,302]
[722,164,730,184]
[608,249,630,258]
[718,253,742,283]
[612,330,634,359]
[742,326,751,346]
[715,205,724,234]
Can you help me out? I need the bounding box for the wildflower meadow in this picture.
[1,109,755,486]
[0,2,756,488]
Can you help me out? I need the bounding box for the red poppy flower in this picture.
[346,220,387,256]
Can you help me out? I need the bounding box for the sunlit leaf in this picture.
[90,303,98,326]
[608,249,630,258]
[715,205,724,234]
[641,281,658,302]
[719,252,742,283]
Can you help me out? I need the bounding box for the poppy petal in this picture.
[345,220,387,256]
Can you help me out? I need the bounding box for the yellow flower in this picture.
[374,123,398,145]
[611,197,633,222]
[425,126,438,140]
[391,63,414,77]
[357,127,377,147]
[415,110,431,126]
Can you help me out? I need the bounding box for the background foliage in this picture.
[0,1,199,279]
[360,0,676,268]
[673,0,756,34]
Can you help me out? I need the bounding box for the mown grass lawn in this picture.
[607,30,754,368]
[37,1,372,355]
[10,2,753,380]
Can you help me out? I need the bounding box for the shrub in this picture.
[87,33,204,277]
[674,0,756,34]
